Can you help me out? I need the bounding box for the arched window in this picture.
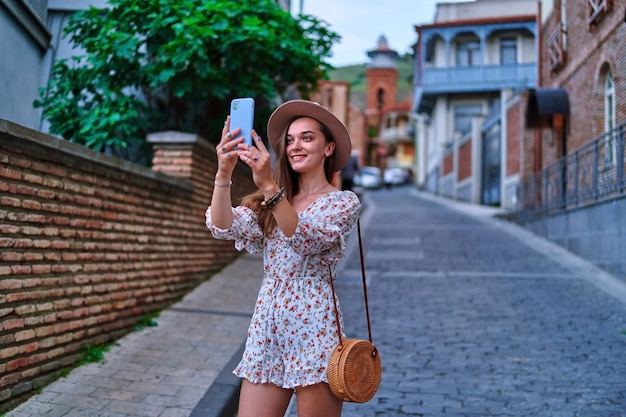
[377,89,385,111]
[604,71,615,133]
[604,71,615,165]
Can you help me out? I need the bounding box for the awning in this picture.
[525,88,570,128]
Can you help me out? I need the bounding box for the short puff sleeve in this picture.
[205,206,264,253]
[284,191,361,265]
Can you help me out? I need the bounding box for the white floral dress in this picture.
[205,190,361,388]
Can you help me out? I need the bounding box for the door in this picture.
[481,122,501,205]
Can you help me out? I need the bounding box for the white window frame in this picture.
[499,37,517,65]
[604,71,616,166]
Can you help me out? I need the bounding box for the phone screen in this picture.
[229,98,255,146]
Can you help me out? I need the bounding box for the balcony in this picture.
[421,63,536,94]
[380,126,412,143]
[415,63,536,113]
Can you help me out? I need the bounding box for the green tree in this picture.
[35,0,339,158]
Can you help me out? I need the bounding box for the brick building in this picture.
[527,0,625,168]
[517,0,626,281]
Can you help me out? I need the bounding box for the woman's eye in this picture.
[286,138,294,145]
[303,135,312,141]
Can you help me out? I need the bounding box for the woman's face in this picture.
[285,117,335,173]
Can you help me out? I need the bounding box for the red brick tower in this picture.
[365,35,399,167]
[365,35,399,128]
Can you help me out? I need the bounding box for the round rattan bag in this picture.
[327,338,382,403]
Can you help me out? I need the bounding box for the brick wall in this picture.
[457,140,472,181]
[443,152,453,176]
[539,0,625,167]
[506,103,521,176]
[366,68,399,112]
[0,119,257,411]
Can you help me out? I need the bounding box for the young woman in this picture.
[206,100,361,417]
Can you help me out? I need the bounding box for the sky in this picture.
[292,0,473,67]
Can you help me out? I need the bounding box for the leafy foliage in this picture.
[134,312,160,331]
[35,0,339,154]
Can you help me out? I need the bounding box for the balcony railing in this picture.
[420,63,536,94]
[380,126,412,143]
[517,122,626,219]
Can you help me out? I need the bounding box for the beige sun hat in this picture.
[266,100,352,171]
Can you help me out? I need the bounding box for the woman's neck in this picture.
[297,171,331,196]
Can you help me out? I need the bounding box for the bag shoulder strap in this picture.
[329,218,373,345]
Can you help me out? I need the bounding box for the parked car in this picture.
[354,166,382,189]
[384,167,412,186]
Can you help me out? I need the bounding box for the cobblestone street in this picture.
[289,187,626,417]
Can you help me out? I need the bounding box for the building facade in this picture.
[516,0,626,280]
[1,0,50,129]
[412,0,537,208]
[527,0,625,170]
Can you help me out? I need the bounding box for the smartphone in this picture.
[229,97,255,147]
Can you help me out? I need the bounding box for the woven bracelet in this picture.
[260,188,285,209]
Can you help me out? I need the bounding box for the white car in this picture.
[384,168,410,186]
[354,166,382,189]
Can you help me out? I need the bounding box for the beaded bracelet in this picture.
[214,180,232,188]
[260,188,285,209]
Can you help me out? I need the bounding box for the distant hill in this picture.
[325,54,414,110]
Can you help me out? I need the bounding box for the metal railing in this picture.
[517,122,626,219]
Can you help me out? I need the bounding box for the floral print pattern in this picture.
[205,190,361,388]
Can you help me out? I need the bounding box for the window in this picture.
[377,89,385,111]
[453,104,482,136]
[456,40,480,66]
[604,71,616,165]
[500,38,517,64]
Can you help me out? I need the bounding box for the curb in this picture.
[189,343,245,417]
[410,187,626,305]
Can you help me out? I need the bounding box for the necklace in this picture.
[306,183,331,196]
[293,183,331,204]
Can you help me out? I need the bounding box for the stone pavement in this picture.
[7,187,626,417]
[289,187,626,417]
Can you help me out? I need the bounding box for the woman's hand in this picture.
[237,131,276,195]
[215,116,244,184]
[239,130,298,237]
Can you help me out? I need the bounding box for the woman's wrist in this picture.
[214,172,232,186]
[214,180,232,188]
[260,187,285,209]
[261,183,280,198]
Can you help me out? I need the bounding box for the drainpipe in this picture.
[534,0,542,174]
[533,0,543,212]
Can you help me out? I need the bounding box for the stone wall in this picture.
[519,196,626,283]
[0,119,257,411]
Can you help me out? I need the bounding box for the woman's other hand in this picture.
[238,131,275,195]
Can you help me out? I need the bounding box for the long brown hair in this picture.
[241,117,337,235]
